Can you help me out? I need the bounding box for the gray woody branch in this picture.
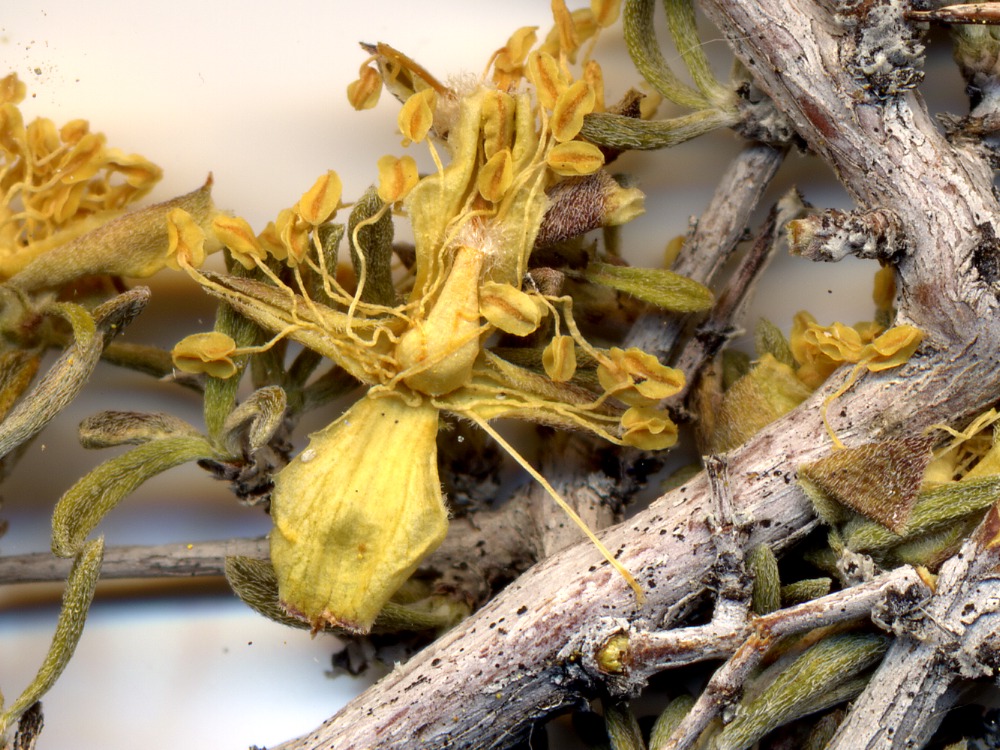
[271,1,1000,747]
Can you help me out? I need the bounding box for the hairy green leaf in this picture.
[204,269,262,440]
[781,578,832,606]
[52,436,215,557]
[580,108,739,151]
[844,475,1000,553]
[604,701,643,750]
[78,411,201,449]
[348,185,395,307]
[0,538,104,735]
[584,261,713,312]
[748,544,781,615]
[0,288,149,461]
[716,633,888,750]
[755,317,795,368]
[664,0,735,108]
[622,0,708,109]
[221,385,287,455]
[649,694,695,749]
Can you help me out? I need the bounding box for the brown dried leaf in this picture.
[799,436,934,532]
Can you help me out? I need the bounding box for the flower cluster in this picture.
[169,1,703,633]
[0,73,162,281]
[790,311,922,391]
[703,271,923,454]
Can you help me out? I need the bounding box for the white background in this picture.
[0,3,965,749]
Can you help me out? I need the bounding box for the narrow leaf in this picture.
[755,317,795,368]
[844,474,1000,552]
[664,0,735,107]
[45,302,97,349]
[580,108,740,151]
[0,288,150,460]
[221,385,287,454]
[224,555,310,630]
[52,436,215,557]
[204,267,262,440]
[715,633,888,750]
[0,538,104,734]
[604,701,644,750]
[649,694,695,749]
[348,185,395,307]
[584,260,713,312]
[781,578,832,606]
[78,411,201,448]
[623,0,708,109]
[98,341,175,379]
[311,223,346,307]
[748,544,781,615]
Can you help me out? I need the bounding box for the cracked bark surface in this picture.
[271,2,1000,748]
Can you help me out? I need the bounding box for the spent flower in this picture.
[178,25,690,632]
[0,73,168,284]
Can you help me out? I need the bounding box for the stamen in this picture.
[464,411,645,604]
[822,361,866,450]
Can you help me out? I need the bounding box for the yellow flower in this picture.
[621,405,679,450]
[188,35,671,630]
[527,51,567,110]
[790,311,923,390]
[543,335,577,382]
[479,280,543,336]
[398,88,437,144]
[790,310,923,448]
[0,74,163,284]
[0,72,25,105]
[394,244,485,397]
[274,207,311,265]
[539,1,600,62]
[491,26,538,89]
[790,312,867,389]
[551,80,597,142]
[866,325,923,371]
[476,148,514,203]
[591,0,622,29]
[546,140,605,176]
[165,208,208,271]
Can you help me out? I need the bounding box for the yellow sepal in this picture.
[269,394,447,634]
